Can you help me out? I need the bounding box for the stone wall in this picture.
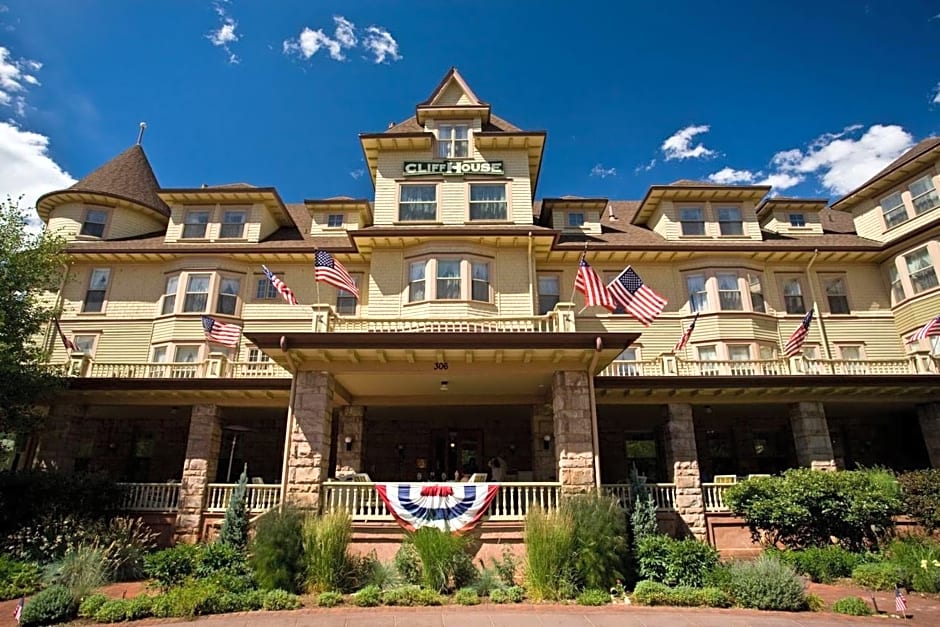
[531,402,556,481]
[174,404,222,543]
[664,403,706,539]
[552,370,596,493]
[336,405,364,473]
[284,371,334,509]
[789,401,836,471]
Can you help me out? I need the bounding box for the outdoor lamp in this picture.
[543,434,552,450]
[344,435,353,451]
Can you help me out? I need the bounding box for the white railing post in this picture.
[310,304,333,333]
[205,352,228,378]
[552,302,577,332]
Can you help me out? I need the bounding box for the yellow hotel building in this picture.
[19,68,940,548]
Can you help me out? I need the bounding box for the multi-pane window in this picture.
[697,345,720,375]
[72,335,97,356]
[880,192,907,229]
[436,124,469,158]
[80,209,108,238]
[471,262,489,301]
[469,184,507,220]
[686,274,708,312]
[538,275,560,315]
[216,278,241,315]
[256,277,278,300]
[717,206,743,235]
[219,210,246,239]
[409,261,426,302]
[183,274,211,312]
[83,268,111,313]
[151,346,168,363]
[566,212,585,228]
[336,274,360,315]
[173,346,200,378]
[839,345,863,360]
[824,276,850,314]
[679,207,705,235]
[717,272,743,310]
[436,260,461,300]
[399,185,437,221]
[905,247,939,293]
[747,273,766,313]
[910,176,939,215]
[182,210,210,238]
[888,265,905,302]
[789,213,806,227]
[783,278,806,314]
[161,276,179,314]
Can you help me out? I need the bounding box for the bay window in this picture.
[783,278,806,314]
[747,273,766,313]
[216,277,241,315]
[469,183,507,221]
[471,262,490,301]
[437,124,469,158]
[399,185,437,221]
[880,192,907,229]
[679,207,705,236]
[905,247,939,294]
[183,274,211,312]
[684,271,765,313]
[182,210,210,239]
[161,276,179,314]
[80,209,108,238]
[687,274,708,312]
[717,272,743,310]
[409,261,426,302]
[83,268,111,313]
[909,176,939,215]
[717,206,744,235]
[161,271,245,316]
[697,345,720,375]
[406,257,494,303]
[887,265,905,303]
[436,260,461,300]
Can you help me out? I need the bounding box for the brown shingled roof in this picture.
[831,136,940,210]
[61,145,170,217]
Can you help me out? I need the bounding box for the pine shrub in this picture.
[218,466,250,552]
[832,596,872,616]
[249,507,304,593]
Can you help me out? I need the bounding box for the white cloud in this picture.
[756,172,803,191]
[349,168,365,180]
[932,83,940,104]
[0,45,41,115]
[707,167,755,184]
[0,121,75,230]
[661,124,716,161]
[633,158,656,174]
[363,26,401,63]
[589,163,616,178]
[333,16,357,48]
[283,27,342,60]
[771,124,914,194]
[207,1,239,64]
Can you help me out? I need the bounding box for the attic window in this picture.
[80,209,108,238]
[789,213,806,227]
[437,124,469,159]
[566,212,585,228]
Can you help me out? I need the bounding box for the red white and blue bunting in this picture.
[374,483,499,534]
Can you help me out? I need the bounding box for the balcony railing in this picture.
[118,482,181,512]
[205,483,282,513]
[702,482,731,512]
[88,361,204,379]
[601,483,677,511]
[600,354,939,378]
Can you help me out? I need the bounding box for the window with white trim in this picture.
[161,276,179,314]
[782,278,806,314]
[336,274,361,315]
[182,209,210,239]
[183,274,211,312]
[747,272,766,313]
[697,345,720,375]
[880,191,907,229]
[436,260,461,300]
[80,209,108,238]
[905,247,939,294]
[83,268,111,313]
[436,124,469,158]
[887,265,905,303]
[679,207,705,236]
[566,212,585,228]
[72,334,98,356]
[409,261,426,303]
[538,274,560,315]
[789,213,806,227]
[471,262,489,302]
[717,272,743,310]
[256,276,278,300]
[687,274,708,312]
[717,206,743,235]
[728,345,751,360]
[327,213,344,228]
[399,185,437,221]
[469,183,507,221]
[216,277,241,315]
[930,336,940,356]
[823,275,850,314]
[909,176,939,215]
[219,210,247,239]
[838,345,863,360]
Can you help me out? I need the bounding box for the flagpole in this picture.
[569,249,585,304]
[804,249,833,360]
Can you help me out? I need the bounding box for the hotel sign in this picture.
[403,160,504,177]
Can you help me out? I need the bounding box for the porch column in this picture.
[531,401,556,481]
[552,370,596,494]
[285,371,334,510]
[917,403,940,468]
[335,405,364,474]
[33,404,78,471]
[664,403,706,540]
[175,404,222,543]
[788,401,836,471]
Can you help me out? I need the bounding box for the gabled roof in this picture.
[37,144,170,221]
[831,137,940,211]
[419,67,486,107]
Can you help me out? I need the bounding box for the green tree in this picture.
[0,196,67,434]
[218,465,249,551]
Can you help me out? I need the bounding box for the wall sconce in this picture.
[397,443,405,458]
[704,405,713,415]
[449,431,457,447]
[440,380,449,391]
[508,443,516,454]
[344,435,353,451]
[543,434,552,450]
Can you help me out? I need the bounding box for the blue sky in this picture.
[1,0,939,221]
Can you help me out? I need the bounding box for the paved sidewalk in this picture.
[137,605,913,626]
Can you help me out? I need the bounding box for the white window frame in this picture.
[905,247,939,294]
[781,276,807,314]
[880,191,908,229]
[182,273,211,313]
[436,123,470,159]
[408,260,426,303]
[219,209,247,239]
[79,208,109,238]
[216,276,242,316]
[716,272,744,310]
[336,273,361,315]
[686,273,709,312]
[435,259,462,301]
[537,274,560,315]
[910,176,939,216]
[468,183,508,221]
[72,333,99,356]
[822,274,850,314]
[83,268,111,313]
[326,213,344,228]
[887,264,905,304]
[182,209,211,239]
[716,206,744,236]
[679,207,706,236]
[161,275,179,315]
[398,184,438,222]
[683,270,766,314]
[789,213,806,227]
[566,212,585,228]
[471,261,490,302]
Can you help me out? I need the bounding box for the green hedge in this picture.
[898,469,940,531]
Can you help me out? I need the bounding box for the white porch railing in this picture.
[675,358,792,377]
[601,483,677,511]
[205,483,282,513]
[485,482,561,519]
[118,482,181,512]
[88,361,204,379]
[702,482,732,512]
[802,358,916,375]
[228,361,291,378]
[598,360,663,377]
[328,315,563,334]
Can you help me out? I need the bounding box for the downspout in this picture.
[43,262,72,357]
[527,232,535,315]
[805,249,833,360]
[588,336,603,490]
[278,335,297,509]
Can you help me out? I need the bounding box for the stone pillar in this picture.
[531,401,556,481]
[335,405,364,474]
[175,404,222,543]
[285,371,334,510]
[33,404,78,471]
[551,371,596,494]
[788,401,836,471]
[664,404,706,540]
[917,403,940,468]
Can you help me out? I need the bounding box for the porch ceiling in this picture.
[61,378,292,406]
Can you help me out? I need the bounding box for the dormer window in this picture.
[219,209,246,239]
[80,209,108,238]
[880,192,907,229]
[182,210,210,239]
[789,213,806,227]
[910,176,939,215]
[437,124,469,159]
[717,207,743,236]
[679,207,705,236]
[566,212,585,228]
[327,214,344,228]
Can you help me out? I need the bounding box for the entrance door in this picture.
[430,429,483,481]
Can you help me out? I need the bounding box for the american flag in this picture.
[606,267,667,326]
[574,257,615,310]
[314,250,359,299]
[784,309,814,357]
[202,315,241,348]
[674,312,699,352]
[261,265,298,305]
[907,314,940,343]
[895,585,907,614]
[14,596,23,623]
[53,317,78,352]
